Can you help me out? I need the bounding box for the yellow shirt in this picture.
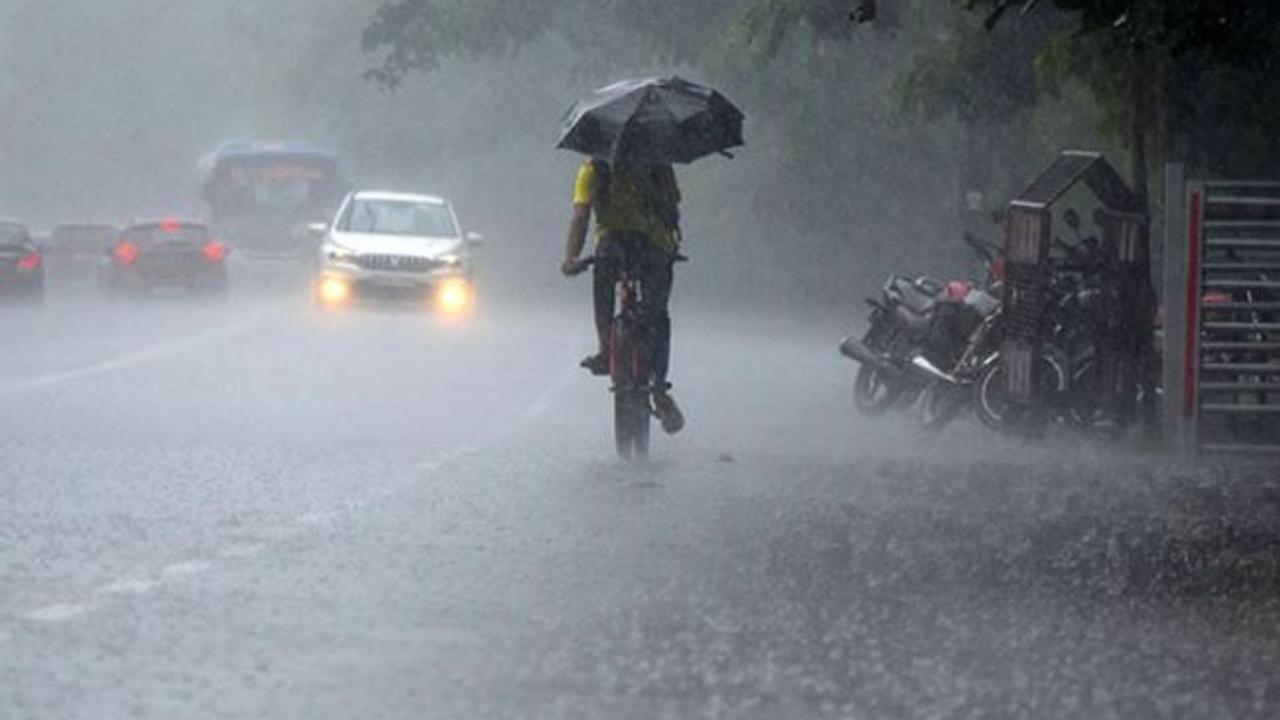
[573,161,679,253]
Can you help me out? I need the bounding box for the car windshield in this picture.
[339,198,457,238]
[0,222,28,244]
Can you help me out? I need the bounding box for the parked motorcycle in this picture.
[840,234,1003,416]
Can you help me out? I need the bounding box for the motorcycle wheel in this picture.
[854,364,904,416]
[918,383,968,431]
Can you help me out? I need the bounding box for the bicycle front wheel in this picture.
[611,318,652,460]
[614,389,651,460]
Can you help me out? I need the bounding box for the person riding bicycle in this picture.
[561,158,685,434]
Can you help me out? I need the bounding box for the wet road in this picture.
[1,290,1279,719]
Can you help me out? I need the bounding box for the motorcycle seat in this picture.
[890,277,942,316]
[895,305,934,331]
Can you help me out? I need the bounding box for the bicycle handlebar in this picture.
[565,252,689,277]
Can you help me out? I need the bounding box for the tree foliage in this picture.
[957,0,1280,187]
[360,0,868,88]
[355,0,1280,291]
[975,0,1280,60]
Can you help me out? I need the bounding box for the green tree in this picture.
[356,0,1036,298]
[963,0,1280,206]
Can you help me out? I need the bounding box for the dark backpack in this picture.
[592,160,681,238]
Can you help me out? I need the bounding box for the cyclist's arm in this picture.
[562,203,591,275]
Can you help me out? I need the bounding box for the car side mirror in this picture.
[465,231,484,247]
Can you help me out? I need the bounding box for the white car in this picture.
[313,190,481,312]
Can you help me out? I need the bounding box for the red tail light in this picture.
[202,241,228,262]
[17,252,41,271]
[114,242,140,265]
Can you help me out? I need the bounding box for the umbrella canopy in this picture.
[557,76,744,165]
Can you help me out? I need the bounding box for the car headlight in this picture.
[318,276,352,304]
[324,244,357,263]
[437,278,471,314]
[438,253,464,267]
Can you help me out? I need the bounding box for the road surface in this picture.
[1,289,1278,719]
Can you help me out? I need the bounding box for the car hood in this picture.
[329,231,462,258]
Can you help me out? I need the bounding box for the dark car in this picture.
[0,219,45,299]
[101,220,230,296]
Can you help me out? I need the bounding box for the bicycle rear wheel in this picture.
[976,353,1066,430]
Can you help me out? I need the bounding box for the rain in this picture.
[2,1,1279,718]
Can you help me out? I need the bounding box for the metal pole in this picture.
[1183,181,1205,456]
[1161,164,1187,455]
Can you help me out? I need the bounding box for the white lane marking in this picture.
[219,543,265,559]
[258,525,303,540]
[162,560,212,578]
[438,445,477,463]
[406,369,575,483]
[22,603,91,623]
[11,369,577,626]
[524,382,563,420]
[0,319,262,397]
[294,511,339,526]
[95,578,158,596]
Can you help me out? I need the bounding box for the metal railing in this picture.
[1163,166,1280,456]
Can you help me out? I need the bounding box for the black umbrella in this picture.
[557,76,744,165]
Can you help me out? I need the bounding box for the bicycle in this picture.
[568,247,683,460]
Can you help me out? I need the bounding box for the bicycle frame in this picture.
[610,267,654,390]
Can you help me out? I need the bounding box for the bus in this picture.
[199,141,349,259]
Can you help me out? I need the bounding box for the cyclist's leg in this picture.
[643,246,682,434]
[640,242,675,385]
[591,235,623,357]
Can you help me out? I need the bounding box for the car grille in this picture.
[355,254,439,273]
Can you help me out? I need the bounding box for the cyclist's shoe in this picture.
[653,391,685,435]
[579,352,610,376]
